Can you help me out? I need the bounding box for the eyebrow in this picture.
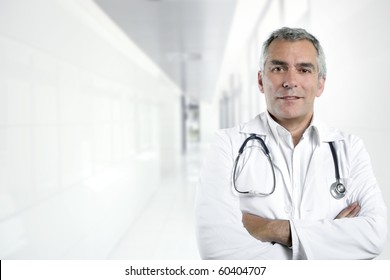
[269,60,316,69]
[297,62,316,69]
[269,60,288,66]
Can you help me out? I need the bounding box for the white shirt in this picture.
[266,112,319,219]
[195,112,387,259]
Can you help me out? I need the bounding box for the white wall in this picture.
[212,0,390,259]
[0,0,181,259]
[311,0,390,259]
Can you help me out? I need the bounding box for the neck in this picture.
[269,112,313,146]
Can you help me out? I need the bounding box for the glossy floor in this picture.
[107,143,203,260]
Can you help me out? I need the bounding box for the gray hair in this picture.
[259,27,327,79]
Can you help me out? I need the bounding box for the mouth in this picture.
[277,96,302,100]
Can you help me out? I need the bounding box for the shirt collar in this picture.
[265,111,322,147]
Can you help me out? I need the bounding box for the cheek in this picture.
[262,74,280,86]
[263,79,280,93]
[302,80,322,96]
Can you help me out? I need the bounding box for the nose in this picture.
[282,71,297,89]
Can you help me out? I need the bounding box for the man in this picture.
[195,27,387,259]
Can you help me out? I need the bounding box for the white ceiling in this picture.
[94,0,238,102]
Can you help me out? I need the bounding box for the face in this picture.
[258,39,325,126]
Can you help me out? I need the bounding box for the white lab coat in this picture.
[195,112,387,259]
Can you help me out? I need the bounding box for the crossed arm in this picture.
[197,131,387,259]
[242,202,361,247]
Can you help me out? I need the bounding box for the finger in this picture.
[347,204,361,217]
[335,205,353,219]
[242,213,256,228]
[335,202,360,219]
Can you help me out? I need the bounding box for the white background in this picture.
[0,0,389,260]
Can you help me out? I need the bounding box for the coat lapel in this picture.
[300,127,345,216]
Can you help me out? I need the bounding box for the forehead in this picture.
[266,39,318,63]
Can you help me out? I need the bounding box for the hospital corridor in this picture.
[1,0,390,260]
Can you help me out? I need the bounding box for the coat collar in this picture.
[238,112,345,145]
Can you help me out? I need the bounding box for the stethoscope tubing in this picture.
[232,134,346,199]
[232,134,276,196]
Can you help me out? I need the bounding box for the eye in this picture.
[299,68,312,74]
[271,66,285,72]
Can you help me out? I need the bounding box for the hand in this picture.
[242,213,271,242]
[242,213,292,247]
[335,201,361,219]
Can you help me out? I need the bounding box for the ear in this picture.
[258,71,265,93]
[316,76,326,97]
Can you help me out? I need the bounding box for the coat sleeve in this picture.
[195,130,290,259]
[290,136,388,259]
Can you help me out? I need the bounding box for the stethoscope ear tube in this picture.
[328,142,346,199]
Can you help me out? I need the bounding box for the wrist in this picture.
[269,220,292,247]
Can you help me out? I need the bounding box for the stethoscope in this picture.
[232,134,346,199]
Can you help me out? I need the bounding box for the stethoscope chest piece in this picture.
[330,182,346,199]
